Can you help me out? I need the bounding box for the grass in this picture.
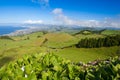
[55,46,119,63]
[43,33,75,42]
[0,32,46,67]
[0,30,120,67]
[75,34,104,40]
[43,33,78,48]
[101,30,120,35]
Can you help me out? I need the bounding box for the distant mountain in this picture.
[1,24,120,36]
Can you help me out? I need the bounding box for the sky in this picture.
[0,0,120,27]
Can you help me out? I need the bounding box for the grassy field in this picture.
[0,32,46,67]
[101,30,120,35]
[54,46,119,63]
[75,34,104,40]
[0,30,120,67]
[43,33,78,48]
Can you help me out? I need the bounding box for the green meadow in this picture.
[55,46,119,63]
[101,30,120,35]
[0,30,120,67]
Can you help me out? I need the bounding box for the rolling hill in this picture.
[0,30,120,68]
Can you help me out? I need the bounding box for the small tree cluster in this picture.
[0,36,13,40]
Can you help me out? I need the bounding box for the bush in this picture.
[0,53,120,80]
[116,47,120,55]
[0,36,13,40]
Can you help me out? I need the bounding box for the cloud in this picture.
[103,16,120,27]
[52,8,63,14]
[55,14,74,25]
[23,20,43,24]
[32,0,49,7]
[52,8,97,26]
[75,20,100,27]
[52,8,120,27]
[52,8,76,25]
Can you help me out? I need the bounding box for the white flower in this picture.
[21,66,25,71]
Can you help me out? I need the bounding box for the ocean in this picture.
[0,26,25,35]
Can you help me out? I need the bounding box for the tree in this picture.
[76,35,120,48]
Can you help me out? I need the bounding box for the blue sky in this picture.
[0,0,120,27]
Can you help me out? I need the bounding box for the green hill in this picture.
[42,33,78,48]
[0,30,120,68]
[101,30,120,35]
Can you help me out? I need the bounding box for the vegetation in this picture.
[75,34,104,40]
[55,46,119,63]
[0,36,13,40]
[43,33,78,48]
[74,29,106,36]
[101,30,120,35]
[76,35,120,48]
[0,53,120,80]
[0,30,120,68]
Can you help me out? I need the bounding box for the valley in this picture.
[0,29,120,67]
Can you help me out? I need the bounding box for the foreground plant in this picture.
[0,53,120,80]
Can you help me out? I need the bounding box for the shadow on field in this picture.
[0,57,14,68]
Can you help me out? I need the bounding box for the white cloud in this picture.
[103,16,120,27]
[52,8,98,26]
[52,8,120,27]
[24,20,43,24]
[52,8,63,14]
[75,20,100,27]
[52,8,75,25]
[55,14,74,25]
[32,0,49,7]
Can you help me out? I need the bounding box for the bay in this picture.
[0,26,25,35]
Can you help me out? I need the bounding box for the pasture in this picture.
[0,30,120,67]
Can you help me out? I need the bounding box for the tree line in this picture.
[76,35,120,48]
[73,29,106,36]
[0,36,13,40]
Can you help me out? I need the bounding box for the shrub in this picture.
[0,53,120,80]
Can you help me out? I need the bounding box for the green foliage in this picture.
[0,53,120,80]
[0,31,119,68]
[0,53,82,80]
[116,47,120,55]
[86,56,120,80]
[56,46,119,63]
[43,33,78,48]
[74,29,106,36]
[76,35,120,48]
[101,30,120,35]
[0,36,13,40]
